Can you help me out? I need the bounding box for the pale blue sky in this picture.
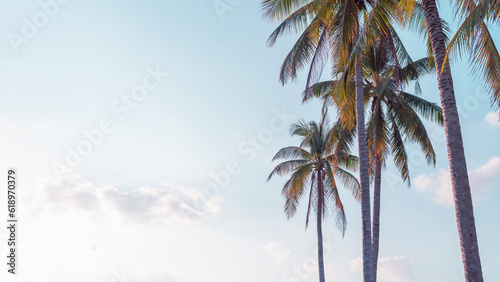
[0,0,499,281]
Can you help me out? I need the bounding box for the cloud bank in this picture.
[26,174,222,226]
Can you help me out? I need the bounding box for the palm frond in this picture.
[267,2,315,47]
[268,159,310,181]
[305,172,316,229]
[334,166,361,202]
[302,80,335,103]
[306,25,330,89]
[262,0,311,22]
[324,164,348,236]
[271,146,314,161]
[279,16,324,85]
[388,112,410,184]
[399,91,443,125]
[282,163,313,218]
[469,26,500,110]
[399,58,433,84]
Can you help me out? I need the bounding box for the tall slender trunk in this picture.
[354,31,374,281]
[421,0,483,280]
[316,170,326,282]
[372,156,382,278]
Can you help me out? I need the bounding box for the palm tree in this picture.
[303,36,443,279]
[363,38,444,275]
[348,1,488,279]
[267,115,361,282]
[261,1,384,278]
[418,0,485,279]
[442,1,500,277]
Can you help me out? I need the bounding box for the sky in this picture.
[0,0,499,281]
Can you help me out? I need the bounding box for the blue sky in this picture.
[0,0,499,281]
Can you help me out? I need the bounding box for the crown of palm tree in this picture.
[267,115,361,234]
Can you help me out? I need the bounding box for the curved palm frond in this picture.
[282,162,313,218]
[334,166,361,202]
[262,0,312,22]
[279,16,323,85]
[267,2,315,47]
[399,91,443,124]
[302,80,335,103]
[387,111,410,184]
[271,146,314,161]
[324,163,348,236]
[268,159,310,181]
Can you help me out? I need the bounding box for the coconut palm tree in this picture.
[267,115,361,282]
[342,1,488,279]
[441,3,500,277]
[417,0,485,279]
[363,37,444,275]
[303,43,443,280]
[261,1,393,278]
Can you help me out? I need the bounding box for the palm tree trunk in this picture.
[421,0,484,280]
[354,31,375,282]
[372,156,382,279]
[316,170,326,282]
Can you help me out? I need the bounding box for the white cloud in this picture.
[413,173,433,193]
[349,257,363,272]
[264,241,291,262]
[485,111,500,127]
[377,256,415,282]
[350,256,415,282]
[413,157,500,207]
[27,174,222,226]
[109,267,179,282]
[413,168,454,207]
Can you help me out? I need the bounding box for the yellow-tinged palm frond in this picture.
[343,0,397,75]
